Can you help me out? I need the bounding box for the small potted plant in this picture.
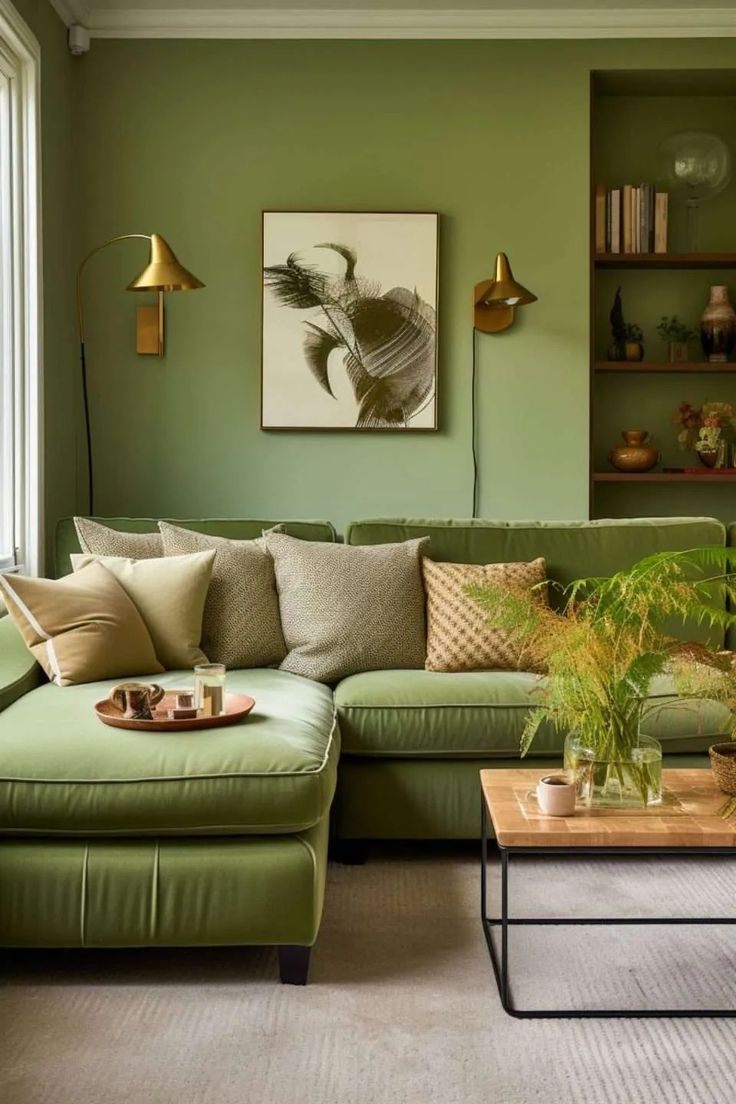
[623,323,644,361]
[657,315,697,362]
[673,400,736,467]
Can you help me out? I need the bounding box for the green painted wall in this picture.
[67,39,736,534]
[9,0,78,568]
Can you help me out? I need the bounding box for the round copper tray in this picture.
[95,690,256,732]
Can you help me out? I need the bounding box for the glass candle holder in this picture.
[194,663,226,717]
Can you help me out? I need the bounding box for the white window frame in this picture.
[0,0,42,576]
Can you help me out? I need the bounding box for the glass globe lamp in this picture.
[659,131,731,250]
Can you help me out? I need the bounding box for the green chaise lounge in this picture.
[0,519,339,984]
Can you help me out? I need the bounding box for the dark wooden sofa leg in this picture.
[330,839,367,865]
[278,945,311,985]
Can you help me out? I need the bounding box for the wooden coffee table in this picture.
[481,768,736,1019]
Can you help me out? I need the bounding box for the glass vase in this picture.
[563,732,663,809]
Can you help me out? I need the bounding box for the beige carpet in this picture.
[2,845,736,1104]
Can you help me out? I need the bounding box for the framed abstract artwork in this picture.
[261,211,439,430]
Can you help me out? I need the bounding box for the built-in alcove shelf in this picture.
[594,253,736,269]
[589,68,736,523]
[594,472,736,483]
[594,361,736,373]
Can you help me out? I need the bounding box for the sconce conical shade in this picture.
[477,252,536,308]
[127,234,205,292]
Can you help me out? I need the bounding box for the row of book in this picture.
[594,184,668,255]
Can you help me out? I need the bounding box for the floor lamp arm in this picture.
[76,234,152,515]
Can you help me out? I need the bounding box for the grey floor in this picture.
[2,845,736,1104]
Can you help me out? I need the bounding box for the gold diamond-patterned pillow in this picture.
[423,557,547,673]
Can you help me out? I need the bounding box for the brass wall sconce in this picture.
[473,251,537,334]
[472,252,537,516]
[76,233,205,513]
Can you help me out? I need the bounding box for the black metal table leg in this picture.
[481,830,736,1018]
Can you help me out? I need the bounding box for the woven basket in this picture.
[709,743,736,795]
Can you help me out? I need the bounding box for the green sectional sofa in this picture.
[0,514,732,980]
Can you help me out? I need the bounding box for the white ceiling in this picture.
[56,0,736,9]
[48,0,736,39]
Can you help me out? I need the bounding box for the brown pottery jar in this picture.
[608,430,659,473]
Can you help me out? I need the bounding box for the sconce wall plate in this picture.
[473,280,514,333]
[136,292,165,355]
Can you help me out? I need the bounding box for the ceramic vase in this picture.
[698,448,719,468]
[608,430,659,473]
[700,285,736,363]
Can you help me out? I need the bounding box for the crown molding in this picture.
[81,7,736,40]
[48,0,90,26]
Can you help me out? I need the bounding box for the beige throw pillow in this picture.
[71,550,215,670]
[265,532,428,683]
[423,557,547,672]
[158,522,287,669]
[74,518,163,559]
[0,563,163,686]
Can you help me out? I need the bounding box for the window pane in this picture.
[0,68,15,567]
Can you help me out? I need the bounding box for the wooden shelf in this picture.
[594,253,736,269]
[594,361,736,373]
[594,472,736,483]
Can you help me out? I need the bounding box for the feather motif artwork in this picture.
[261,213,438,430]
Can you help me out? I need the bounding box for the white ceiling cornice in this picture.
[48,0,89,25]
[49,6,736,39]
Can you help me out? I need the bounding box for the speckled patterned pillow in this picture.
[74,517,163,559]
[265,532,428,683]
[158,522,286,669]
[423,557,547,673]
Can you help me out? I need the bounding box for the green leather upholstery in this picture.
[0,817,328,947]
[0,616,43,712]
[54,517,337,577]
[335,670,729,758]
[0,669,338,836]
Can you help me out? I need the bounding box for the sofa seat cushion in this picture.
[0,670,338,836]
[335,669,730,758]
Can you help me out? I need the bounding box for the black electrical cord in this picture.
[471,327,479,518]
[80,341,94,515]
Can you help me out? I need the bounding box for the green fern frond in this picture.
[466,545,736,760]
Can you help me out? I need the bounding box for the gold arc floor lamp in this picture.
[471,252,537,517]
[76,233,205,515]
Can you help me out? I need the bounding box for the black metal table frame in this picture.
[481,798,736,1019]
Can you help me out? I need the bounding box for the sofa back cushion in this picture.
[347,517,728,644]
[55,517,337,578]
